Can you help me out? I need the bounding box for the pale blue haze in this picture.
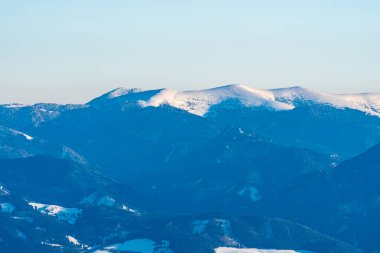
[0,0,379,104]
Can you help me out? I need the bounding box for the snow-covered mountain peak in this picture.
[272,86,380,116]
[271,86,323,100]
[106,87,143,99]
[93,84,380,117]
[138,84,294,116]
[1,103,28,109]
[88,87,144,105]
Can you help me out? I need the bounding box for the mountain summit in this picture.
[89,84,380,117]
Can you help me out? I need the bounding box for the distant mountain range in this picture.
[90,84,380,117]
[2,85,380,160]
[1,84,380,252]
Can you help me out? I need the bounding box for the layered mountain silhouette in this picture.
[257,141,380,252]
[133,126,333,214]
[1,84,380,252]
[0,156,358,253]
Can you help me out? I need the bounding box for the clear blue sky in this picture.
[0,0,379,104]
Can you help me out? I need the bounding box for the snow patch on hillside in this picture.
[29,202,81,225]
[20,132,34,140]
[66,235,80,245]
[80,193,116,207]
[80,192,141,215]
[215,219,239,246]
[5,128,34,140]
[41,242,63,248]
[0,185,10,195]
[0,202,15,213]
[93,239,173,253]
[121,204,140,215]
[192,219,210,234]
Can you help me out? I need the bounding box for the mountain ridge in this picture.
[3,84,380,117]
[90,84,380,117]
